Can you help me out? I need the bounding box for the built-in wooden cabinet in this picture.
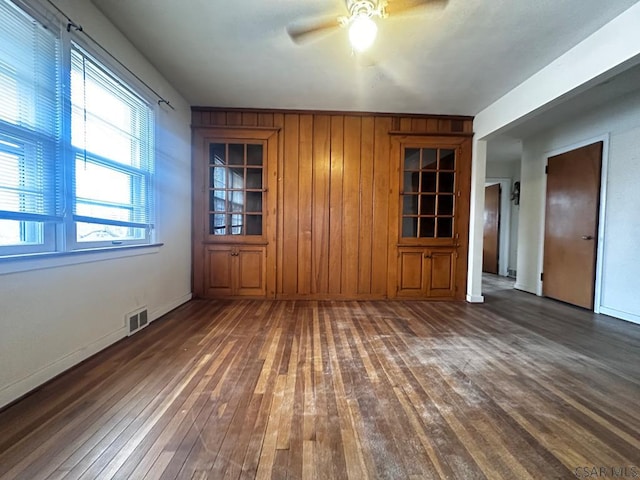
[388,135,471,301]
[192,127,278,298]
[192,109,472,300]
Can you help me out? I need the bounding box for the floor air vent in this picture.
[127,307,149,336]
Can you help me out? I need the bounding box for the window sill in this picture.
[0,243,164,275]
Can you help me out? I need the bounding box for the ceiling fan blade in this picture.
[286,17,341,44]
[385,0,448,16]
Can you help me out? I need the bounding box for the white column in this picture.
[466,138,487,303]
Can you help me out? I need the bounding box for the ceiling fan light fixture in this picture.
[348,14,377,52]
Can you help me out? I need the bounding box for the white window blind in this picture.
[0,0,61,251]
[70,46,154,245]
[0,0,156,258]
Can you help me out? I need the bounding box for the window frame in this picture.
[0,0,62,257]
[0,0,157,260]
[66,42,156,250]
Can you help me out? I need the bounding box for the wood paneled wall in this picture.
[192,108,473,298]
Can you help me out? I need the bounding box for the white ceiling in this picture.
[486,61,640,163]
[91,0,639,116]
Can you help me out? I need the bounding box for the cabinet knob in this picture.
[424,253,432,258]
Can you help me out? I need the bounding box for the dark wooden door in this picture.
[483,184,500,274]
[543,142,602,309]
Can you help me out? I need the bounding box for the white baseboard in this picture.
[0,292,193,410]
[0,327,127,410]
[599,306,640,325]
[514,282,537,294]
[150,292,192,322]
[466,294,485,303]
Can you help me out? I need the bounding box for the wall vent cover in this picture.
[126,307,149,336]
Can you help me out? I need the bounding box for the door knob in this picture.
[581,235,594,240]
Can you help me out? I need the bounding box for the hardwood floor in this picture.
[1,277,639,479]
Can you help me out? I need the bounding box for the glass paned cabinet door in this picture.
[208,142,264,236]
[401,147,456,238]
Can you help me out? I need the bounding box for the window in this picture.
[0,0,155,258]
[0,0,61,255]
[70,47,154,247]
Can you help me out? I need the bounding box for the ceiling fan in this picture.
[286,0,446,52]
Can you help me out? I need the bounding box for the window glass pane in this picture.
[437,217,453,238]
[0,219,43,246]
[229,144,244,165]
[71,51,150,170]
[230,213,242,234]
[246,192,262,213]
[0,143,46,215]
[422,172,437,192]
[246,168,262,189]
[211,166,226,189]
[422,149,437,170]
[420,195,436,215]
[247,144,263,165]
[246,215,262,235]
[209,192,225,212]
[438,195,454,215]
[229,167,244,189]
[211,143,226,165]
[403,195,418,215]
[76,221,145,242]
[404,148,420,170]
[71,100,135,166]
[419,218,435,238]
[439,172,455,193]
[211,214,226,235]
[0,70,19,126]
[228,190,244,212]
[404,171,419,193]
[76,159,132,205]
[440,149,455,170]
[0,0,60,136]
[402,217,417,237]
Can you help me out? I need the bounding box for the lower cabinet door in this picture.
[235,246,267,296]
[397,249,427,297]
[204,245,266,297]
[397,247,456,298]
[425,250,456,298]
[205,245,234,297]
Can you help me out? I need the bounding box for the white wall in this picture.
[467,4,640,303]
[0,0,193,408]
[516,88,640,324]
[486,160,521,275]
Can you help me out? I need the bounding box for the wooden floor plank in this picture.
[1,277,639,479]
